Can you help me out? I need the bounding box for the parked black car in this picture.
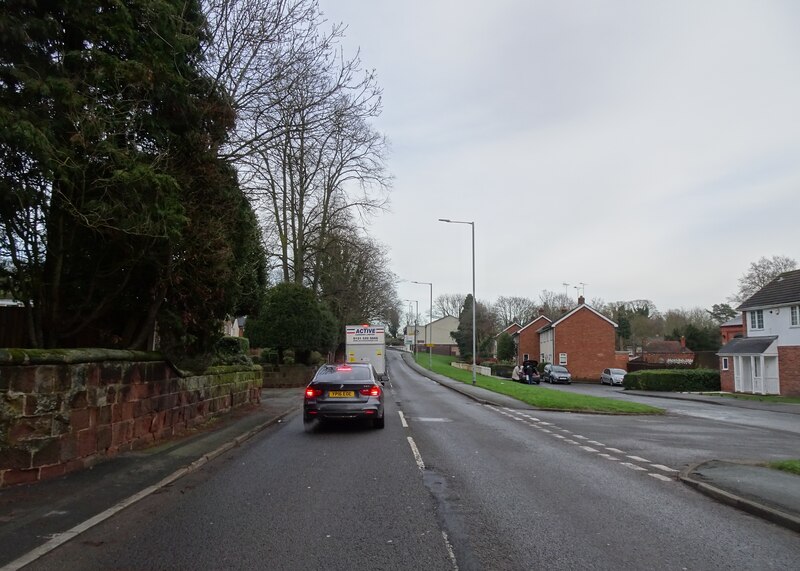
[542,364,572,384]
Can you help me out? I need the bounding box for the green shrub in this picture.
[213,336,253,366]
[491,363,514,378]
[260,347,279,365]
[282,348,295,365]
[308,350,326,365]
[623,369,720,392]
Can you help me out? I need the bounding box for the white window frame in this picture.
[559,353,567,365]
[750,310,764,330]
[792,305,800,327]
[721,357,729,371]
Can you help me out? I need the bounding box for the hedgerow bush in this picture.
[623,369,720,392]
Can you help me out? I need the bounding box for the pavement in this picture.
[0,364,798,569]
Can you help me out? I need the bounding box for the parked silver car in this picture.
[600,368,626,386]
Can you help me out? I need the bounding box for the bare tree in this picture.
[493,296,537,327]
[729,255,798,304]
[434,293,466,318]
[202,0,391,288]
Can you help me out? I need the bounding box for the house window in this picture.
[792,306,800,326]
[750,310,764,330]
[753,358,761,378]
[559,353,567,365]
[523,353,529,362]
[722,357,729,371]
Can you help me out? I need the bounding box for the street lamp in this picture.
[411,280,433,369]
[438,218,477,386]
[403,299,419,355]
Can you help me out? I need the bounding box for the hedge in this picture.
[623,369,720,392]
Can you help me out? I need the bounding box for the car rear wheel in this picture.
[373,415,385,429]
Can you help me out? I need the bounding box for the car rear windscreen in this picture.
[314,366,372,382]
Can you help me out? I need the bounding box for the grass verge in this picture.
[768,460,800,476]
[413,353,663,414]
[698,392,800,404]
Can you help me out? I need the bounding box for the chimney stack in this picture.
[538,307,545,315]
[578,295,585,305]
[680,335,686,349]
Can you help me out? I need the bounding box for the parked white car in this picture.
[600,368,626,386]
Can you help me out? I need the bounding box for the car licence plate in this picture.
[328,391,354,398]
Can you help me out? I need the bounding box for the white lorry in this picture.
[345,325,387,381]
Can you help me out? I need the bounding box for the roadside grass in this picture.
[698,392,800,405]
[413,353,663,414]
[768,460,800,476]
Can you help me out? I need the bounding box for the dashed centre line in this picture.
[484,405,677,483]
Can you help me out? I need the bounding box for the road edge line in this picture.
[1,406,298,571]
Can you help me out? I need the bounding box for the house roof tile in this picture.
[717,336,778,355]
[738,269,800,310]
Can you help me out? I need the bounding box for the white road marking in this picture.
[560,428,571,433]
[539,422,553,426]
[580,446,598,452]
[649,473,673,482]
[442,530,460,571]
[398,411,408,428]
[407,436,425,470]
[650,464,678,473]
[605,447,624,454]
[553,434,565,439]
[541,429,552,433]
[621,462,647,471]
[587,440,604,446]
[564,439,580,445]
[574,435,588,440]
[598,454,619,460]
[627,455,652,463]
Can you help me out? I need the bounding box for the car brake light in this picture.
[305,387,323,398]
[337,364,352,371]
[359,386,381,397]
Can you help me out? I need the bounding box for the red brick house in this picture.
[536,296,619,381]
[719,315,744,344]
[718,269,800,396]
[512,314,551,365]
[491,322,521,358]
[638,338,695,365]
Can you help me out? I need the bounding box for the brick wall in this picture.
[720,361,735,392]
[554,309,616,381]
[778,346,800,396]
[614,352,629,370]
[0,349,261,487]
[517,329,541,365]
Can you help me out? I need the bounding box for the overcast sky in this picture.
[317,0,800,318]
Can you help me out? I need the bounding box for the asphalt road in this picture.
[26,352,800,570]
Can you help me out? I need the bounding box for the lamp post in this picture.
[403,299,419,356]
[411,280,433,369]
[438,218,477,386]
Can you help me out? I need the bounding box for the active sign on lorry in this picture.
[345,325,387,381]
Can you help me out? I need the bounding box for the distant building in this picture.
[719,314,744,344]
[406,315,459,355]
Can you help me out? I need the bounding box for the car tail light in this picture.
[337,364,352,372]
[359,386,381,397]
[305,387,323,399]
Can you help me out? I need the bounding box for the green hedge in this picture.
[491,364,515,378]
[623,369,720,392]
